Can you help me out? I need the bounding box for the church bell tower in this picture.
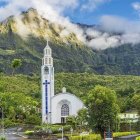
[41,41,54,124]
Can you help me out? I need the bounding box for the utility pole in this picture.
[59,126,63,140]
[129,120,131,131]
[62,126,63,140]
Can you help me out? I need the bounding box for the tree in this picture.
[86,85,119,137]
[77,108,89,128]
[132,94,140,114]
[66,108,89,131]
[66,115,78,129]
[0,92,39,123]
[11,59,22,75]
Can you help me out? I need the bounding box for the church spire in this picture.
[47,39,49,46]
[44,39,52,56]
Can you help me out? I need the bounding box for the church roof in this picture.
[52,92,84,104]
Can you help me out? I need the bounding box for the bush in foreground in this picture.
[70,134,101,140]
[0,136,6,140]
[113,131,137,137]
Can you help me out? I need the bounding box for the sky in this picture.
[0,0,140,50]
[64,0,140,24]
[0,0,140,25]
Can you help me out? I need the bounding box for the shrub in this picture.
[0,136,6,140]
[0,119,16,128]
[24,130,34,136]
[136,136,140,140]
[113,131,137,137]
[70,134,101,140]
[39,124,71,134]
[25,115,41,125]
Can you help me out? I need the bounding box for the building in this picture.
[41,42,84,124]
[119,112,139,123]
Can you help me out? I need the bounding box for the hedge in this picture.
[70,134,101,140]
[113,131,138,137]
[0,137,6,140]
[24,130,34,136]
[136,136,140,140]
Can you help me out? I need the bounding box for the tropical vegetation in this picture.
[0,73,140,133]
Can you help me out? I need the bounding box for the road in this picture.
[1,133,24,140]
[115,134,140,140]
[0,129,27,140]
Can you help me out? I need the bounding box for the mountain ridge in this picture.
[0,8,140,75]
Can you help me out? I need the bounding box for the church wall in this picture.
[51,93,84,124]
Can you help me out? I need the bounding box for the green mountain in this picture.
[0,8,140,75]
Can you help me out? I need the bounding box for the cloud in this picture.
[84,15,140,50]
[100,15,140,33]
[81,0,111,11]
[132,2,140,16]
[1,0,140,50]
[0,0,78,21]
[0,0,112,21]
[87,34,120,50]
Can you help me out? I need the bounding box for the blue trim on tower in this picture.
[43,80,50,114]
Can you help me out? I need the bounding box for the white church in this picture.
[41,42,84,124]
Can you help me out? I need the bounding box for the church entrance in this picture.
[61,104,69,123]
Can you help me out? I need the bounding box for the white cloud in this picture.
[132,2,140,17]
[121,33,140,44]
[81,0,111,11]
[0,0,79,21]
[86,28,102,37]
[132,2,140,10]
[84,15,140,49]
[1,0,140,50]
[100,15,140,33]
[87,35,120,50]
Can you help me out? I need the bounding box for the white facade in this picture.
[41,42,84,124]
[51,91,84,124]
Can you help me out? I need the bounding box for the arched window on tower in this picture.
[61,104,69,116]
[48,49,51,55]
